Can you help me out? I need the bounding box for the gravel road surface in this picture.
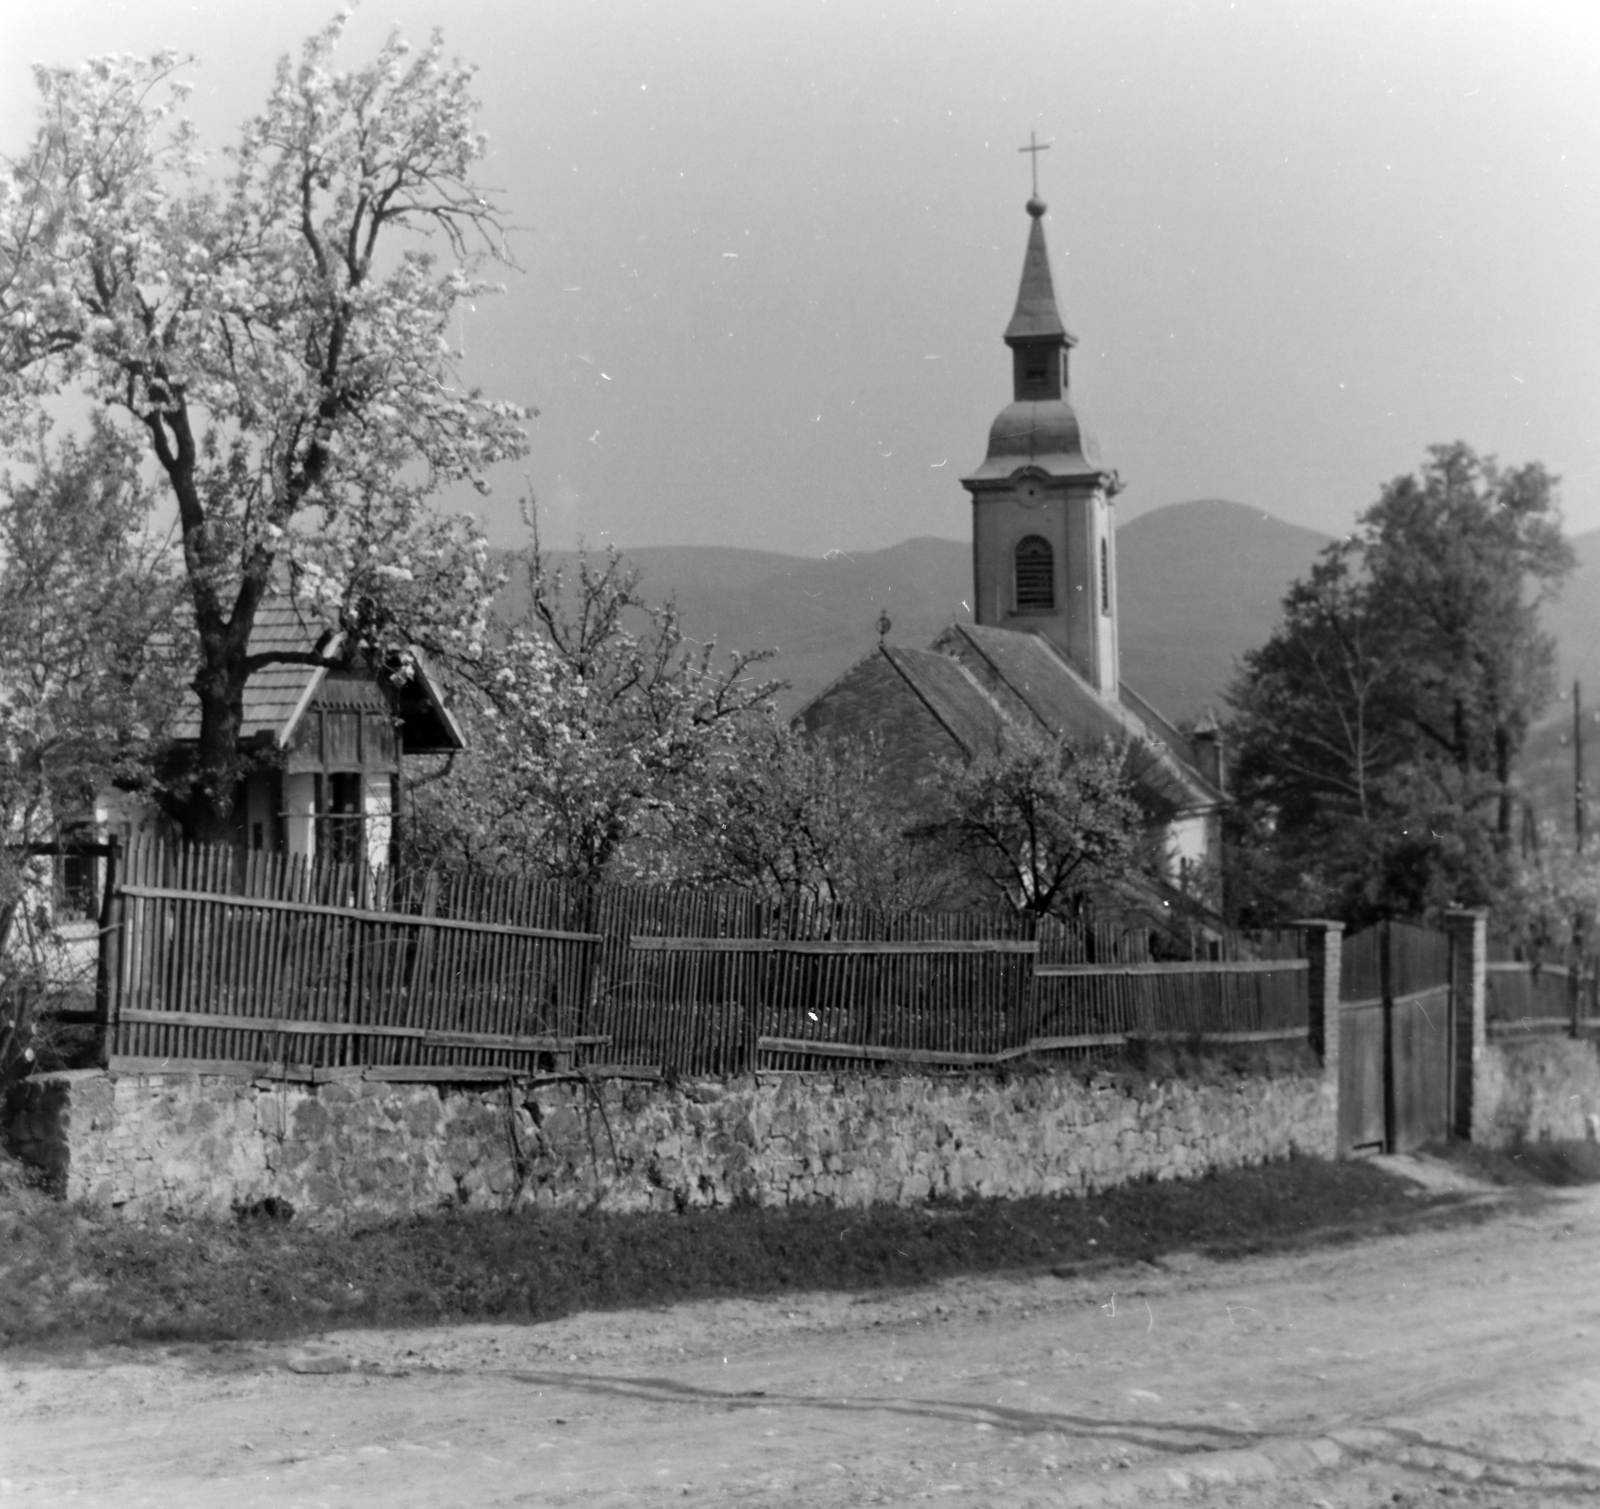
[3,1161,1597,1507]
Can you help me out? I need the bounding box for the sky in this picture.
[2,0,1597,556]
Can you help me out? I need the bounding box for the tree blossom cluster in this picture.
[407,538,783,885]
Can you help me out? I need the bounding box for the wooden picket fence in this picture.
[1485,934,1600,1039]
[1028,919,1308,1056]
[595,889,1039,1072]
[95,841,1312,1081]
[109,841,604,1082]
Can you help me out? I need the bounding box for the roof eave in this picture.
[275,666,329,750]
[961,458,1111,487]
[405,647,469,753]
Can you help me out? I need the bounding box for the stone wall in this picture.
[3,1062,1336,1227]
[1473,1037,1600,1147]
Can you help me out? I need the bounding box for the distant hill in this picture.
[501,499,1330,720]
[499,538,973,714]
[1115,499,1332,722]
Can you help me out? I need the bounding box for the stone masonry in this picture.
[1473,1037,1600,1147]
[4,1063,1336,1227]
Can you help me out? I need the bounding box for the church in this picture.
[798,190,1224,899]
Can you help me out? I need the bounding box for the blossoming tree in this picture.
[407,532,781,885]
[0,16,529,838]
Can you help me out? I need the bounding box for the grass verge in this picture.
[1435,1136,1600,1188]
[1,1151,1510,1354]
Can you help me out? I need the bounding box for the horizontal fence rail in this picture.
[93,842,1316,1081]
[1035,959,1308,978]
[1485,936,1600,1038]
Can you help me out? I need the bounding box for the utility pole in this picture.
[1577,679,1586,853]
[1575,680,1589,1035]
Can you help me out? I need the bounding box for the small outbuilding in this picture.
[99,597,465,872]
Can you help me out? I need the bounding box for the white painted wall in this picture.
[283,772,317,861]
[363,779,392,872]
[1166,811,1213,879]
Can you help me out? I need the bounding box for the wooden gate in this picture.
[1338,926,1387,1153]
[1338,920,1453,1155]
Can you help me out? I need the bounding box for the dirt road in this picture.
[3,1163,1598,1507]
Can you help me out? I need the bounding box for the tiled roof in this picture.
[169,599,330,743]
[168,597,464,753]
[801,625,1221,817]
[1118,682,1189,756]
[935,624,1222,809]
[881,647,1007,757]
[950,626,1129,747]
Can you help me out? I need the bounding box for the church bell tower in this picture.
[961,192,1120,699]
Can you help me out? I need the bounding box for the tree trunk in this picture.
[150,401,273,846]
[184,627,251,844]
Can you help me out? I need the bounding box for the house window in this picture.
[1014,535,1055,612]
[1100,537,1110,614]
[55,830,98,922]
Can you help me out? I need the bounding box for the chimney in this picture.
[1191,709,1225,794]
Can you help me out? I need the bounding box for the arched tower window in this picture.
[1014,535,1055,612]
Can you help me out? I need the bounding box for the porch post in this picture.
[1445,908,1488,1141]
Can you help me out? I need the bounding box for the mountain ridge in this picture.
[504,498,1329,723]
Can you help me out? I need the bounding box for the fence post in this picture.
[93,837,121,1068]
[1445,907,1487,1142]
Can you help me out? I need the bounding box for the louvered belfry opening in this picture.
[1014,534,1055,612]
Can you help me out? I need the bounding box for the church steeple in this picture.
[961,188,1120,700]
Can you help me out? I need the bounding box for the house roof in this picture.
[170,597,465,753]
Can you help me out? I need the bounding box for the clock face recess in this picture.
[1020,481,1044,506]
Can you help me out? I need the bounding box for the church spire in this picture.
[1004,198,1069,345]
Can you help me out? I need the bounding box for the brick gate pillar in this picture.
[1295,919,1344,1152]
[1445,908,1488,1141]
[1294,920,1343,1069]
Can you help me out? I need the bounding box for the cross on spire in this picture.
[1018,130,1050,198]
